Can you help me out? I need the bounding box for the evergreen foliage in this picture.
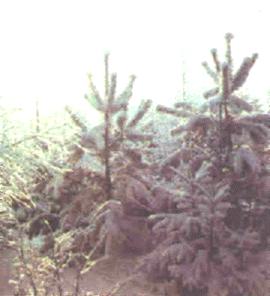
[66,53,153,201]
[62,54,156,261]
[0,104,75,249]
[2,34,270,296]
[140,33,270,296]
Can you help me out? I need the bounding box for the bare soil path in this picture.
[0,250,164,296]
[0,249,14,296]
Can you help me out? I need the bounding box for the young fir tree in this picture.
[66,53,153,202]
[63,54,156,258]
[140,34,270,296]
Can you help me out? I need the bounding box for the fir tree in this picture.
[66,53,153,201]
[140,33,270,296]
[64,54,155,258]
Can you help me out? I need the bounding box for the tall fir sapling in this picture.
[141,34,270,296]
[65,54,156,258]
[66,53,153,202]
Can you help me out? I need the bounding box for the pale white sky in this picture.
[0,0,269,118]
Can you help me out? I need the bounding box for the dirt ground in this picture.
[0,249,14,295]
[0,249,167,296]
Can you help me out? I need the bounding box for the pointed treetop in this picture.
[225,32,234,41]
[104,53,110,97]
[108,73,117,105]
[225,33,234,75]
[104,52,110,61]
[129,74,136,81]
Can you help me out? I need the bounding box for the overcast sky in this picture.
[0,0,269,117]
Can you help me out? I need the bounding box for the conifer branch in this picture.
[65,106,87,131]
[203,87,219,99]
[127,99,152,128]
[85,74,104,111]
[231,54,258,92]
[211,48,220,73]
[156,105,191,117]
[202,62,219,83]
[116,75,136,106]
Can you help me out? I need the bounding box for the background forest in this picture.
[1,32,270,296]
